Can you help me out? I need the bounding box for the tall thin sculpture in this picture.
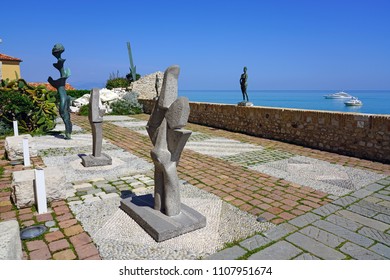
[121,65,206,242]
[48,43,72,139]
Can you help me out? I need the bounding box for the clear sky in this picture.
[1,0,389,90]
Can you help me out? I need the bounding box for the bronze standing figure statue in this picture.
[48,43,72,139]
[240,66,249,102]
[155,74,160,98]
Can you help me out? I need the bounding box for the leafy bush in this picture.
[66,90,90,99]
[79,104,90,116]
[106,78,130,89]
[0,79,57,134]
[109,92,143,115]
[0,120,13,137]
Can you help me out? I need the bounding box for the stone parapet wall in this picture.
[139,99,390,163]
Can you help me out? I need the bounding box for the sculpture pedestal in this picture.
[237,101,254,107]
[81,153,112,167]
[120,194,206,242]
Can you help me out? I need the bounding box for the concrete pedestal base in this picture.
[0,220,23,260]
[237,101,254,107]
[81,153,112,167]
[120,194,206,242]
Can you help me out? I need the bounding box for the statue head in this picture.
[243,66,247,73]
[52,43,65,59]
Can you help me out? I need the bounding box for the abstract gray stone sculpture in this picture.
[81,88,112,167]
[121,65,206,242]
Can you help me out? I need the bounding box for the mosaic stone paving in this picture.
[221,148,294,166]
[184,137,264,157]
[110,120,148,128]
[249,156,387,196]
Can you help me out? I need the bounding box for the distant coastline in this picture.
[178,90,390,115]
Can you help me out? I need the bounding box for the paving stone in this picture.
[35,213,53,222]
[66,197,80,202]
[49,227,60,232]
[313,220,374,248]
[332,196,359,207]
[70,232,92,247]
[63,224,84,237]
[326,214,362,231]
[73,183,93,190]
[26,240,47,251]
[29,247,51,260]
[376,179,390,186]
[365,183,386,191]
[338,210,389,232]
[373,193,390,202]
[86,189,102,195]
[83,197,101,203]
[206,246,246,260]
[350,189,374,199]
[52,249,77,260]
[44,230,65,242]
[340,242,386,260]
[100,193,120,200]
[369,243,390,259]
[45,221,56,228]
[312,204,342,217]
[48,239,69,252]
[373,213,390,224]
[248,241,302,260]
[357,200,390,215]
[262,223,297,241]
[81,194,94,200]
[286,232,345,260]
[293,253,320,260]
[68,201,83,206]
[288,213,321,228]
[300,226,345,248]
[358,227,390,246]
[378,200,390,208]
[239,235,272,251]
[347,205,377,218]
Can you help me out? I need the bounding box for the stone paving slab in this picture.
[286,232,346,259]
[299,226,345,248]
[340,242,386,260]
[248,241,302,260]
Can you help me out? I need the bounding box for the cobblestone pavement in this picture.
[1,113,389,260]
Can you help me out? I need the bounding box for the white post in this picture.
[34,168,48,214]
[22,137,30,167]
[13,120,19,136]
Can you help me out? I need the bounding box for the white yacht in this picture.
[344,97,363,106]
[324,91,352,99]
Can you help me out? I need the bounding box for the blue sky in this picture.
[1,0,389,90]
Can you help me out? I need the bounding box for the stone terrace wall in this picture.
[139,99,390,163]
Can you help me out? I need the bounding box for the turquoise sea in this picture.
[178,90,390,115]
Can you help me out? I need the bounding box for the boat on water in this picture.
[324,91,352,99]
[344,97,363,106]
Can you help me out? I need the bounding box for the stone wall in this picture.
[140,99,390,163]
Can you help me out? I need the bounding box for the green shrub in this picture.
[79,104,90,116]
[106,78,130,89]
[109,92,143,115]
[66,90,90,99]
[0,120,13,137]
[0,79,57,134]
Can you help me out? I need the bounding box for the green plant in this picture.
[0,120,13,137]
[79,104,90,116]
[106,77,130,89]
[0,79,57,134]
[66,90,90,99]
[109,92,143,115]
[0,166,4,177]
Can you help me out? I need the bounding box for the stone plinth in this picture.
[11,167,66,208]
[120,194,206,242]
[0,220,23,260]
[5,134,37,161]
[81,153,112,167]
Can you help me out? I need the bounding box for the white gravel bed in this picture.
[250,156,387,196]
[70,182,273,260]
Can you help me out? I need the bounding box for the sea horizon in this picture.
[178,89,390,115]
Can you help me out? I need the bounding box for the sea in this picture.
[178,90,390,115]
